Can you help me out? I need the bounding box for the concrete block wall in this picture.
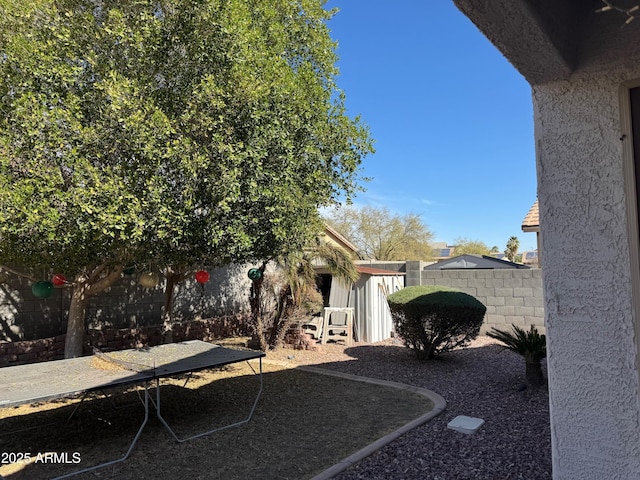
[0,315,252,367]
[404,262,545,334]
[0,264,257,342]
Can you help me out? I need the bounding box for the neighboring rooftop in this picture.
[323,224,361,258]
[424,254,530,270]
[522,200,539,232]
[356,265,406,276]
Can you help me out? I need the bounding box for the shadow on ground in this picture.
[0,362,433,480]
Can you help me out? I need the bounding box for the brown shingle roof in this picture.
[356,266,406,276]
[522,200,539,232]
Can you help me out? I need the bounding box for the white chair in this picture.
[301,316,324,340]
[321,307,354,346]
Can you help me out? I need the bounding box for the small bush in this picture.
[487,324,547,386]
[388,285,486,360]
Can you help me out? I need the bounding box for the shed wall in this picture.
[351,274,403,343]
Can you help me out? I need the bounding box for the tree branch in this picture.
[87,265,123,296]
[0,265,38,282]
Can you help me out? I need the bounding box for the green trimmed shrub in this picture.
[388,285,486,360]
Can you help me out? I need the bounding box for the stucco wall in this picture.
[534,65,640,478]
[451,2,640,478]
[0,264,256,342]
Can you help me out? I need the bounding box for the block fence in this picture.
[0,315,252,367]
[0,259,545,361]
[0,264,255,342]
[404,262,545,334]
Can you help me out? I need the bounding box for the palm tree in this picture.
[487,324,547,386]
[505,236,520,262]
[250,238,360,351]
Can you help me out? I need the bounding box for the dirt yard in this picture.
[0,338,433,480]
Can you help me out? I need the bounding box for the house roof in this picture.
[522,200,539,232]
[424,254,530,270]
[453,1,632,87]
[356,266,406,276]
[323,224,360,257]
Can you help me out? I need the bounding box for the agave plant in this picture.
[487,324,547,386]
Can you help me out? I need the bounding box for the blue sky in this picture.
[325,1,538,252]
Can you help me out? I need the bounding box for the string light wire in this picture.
[596,0,640,26]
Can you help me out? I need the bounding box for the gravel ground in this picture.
[267,336,552,480]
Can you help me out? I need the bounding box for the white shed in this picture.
[323,266,404,344]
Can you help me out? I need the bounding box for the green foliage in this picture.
[505,236,520,263]
[387,285,486,360]
[0,0,373,276]
[324,205,433,260]
[452,238,491,256]
[487,324,546,361]
[487,324,546,386]
[0,0,373,356]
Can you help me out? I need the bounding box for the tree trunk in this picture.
[268,310,290,350]
[267,286,292,350]
[63,265,123,358]
[525,358,545,386]
[248,264,268,351]
[64,286,90,358]
[161,270,185,344]
[250,315,268,352]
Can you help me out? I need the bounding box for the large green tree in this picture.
[324,205,433,260]
[0,0,373,357]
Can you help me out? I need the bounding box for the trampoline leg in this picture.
[156,357,264,443]
[66,392,90,423]
[50,382,150,480]
[67,387,132,424]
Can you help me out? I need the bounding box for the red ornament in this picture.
[52,274,66,286]
[195,270,210,284]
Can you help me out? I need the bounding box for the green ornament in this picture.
[248,268,262,281]
[32,280,54,299]
[123,266,136,275]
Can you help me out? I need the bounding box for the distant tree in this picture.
[324,206,433,260]
[505,236,521,262]
[0,0,373,357]
[490,246,500,254]
[452,238,491,256]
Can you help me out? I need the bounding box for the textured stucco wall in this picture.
[452,2,640,477]
[534,65,640,478]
